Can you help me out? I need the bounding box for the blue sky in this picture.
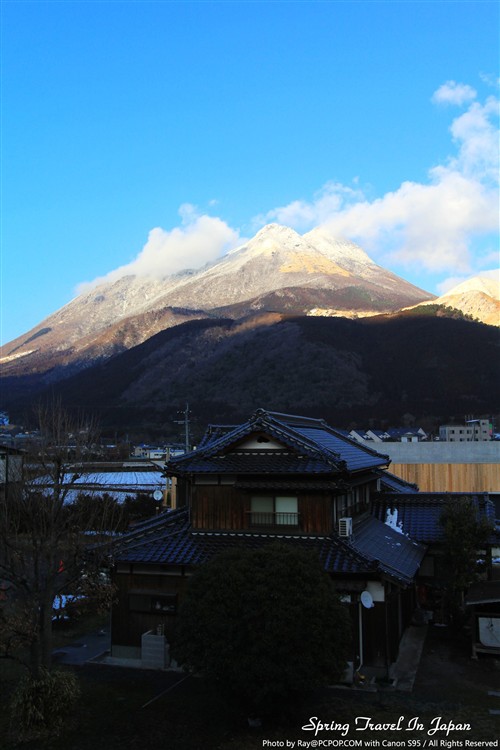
[1,0,498,344]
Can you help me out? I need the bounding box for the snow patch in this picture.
[385,508,405,534]
[0,349,37,363]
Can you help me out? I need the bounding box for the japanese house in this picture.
[110,409,429,675]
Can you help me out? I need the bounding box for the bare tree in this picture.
[0,401,120,677]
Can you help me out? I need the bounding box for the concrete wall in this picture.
[378,442,500,465]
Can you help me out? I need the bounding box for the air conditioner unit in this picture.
[338,517,353,537]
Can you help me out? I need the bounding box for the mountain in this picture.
[5,313,498,435]
[0,224,432,385]
[412,272,500,326]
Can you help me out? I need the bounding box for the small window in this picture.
[275,496,298,525]
[250,496,298,526]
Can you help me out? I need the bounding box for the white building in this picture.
[439,419,492,442]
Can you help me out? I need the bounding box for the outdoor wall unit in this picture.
[338,517,353,537]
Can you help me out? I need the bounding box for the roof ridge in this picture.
[191,530,329,540]
[168,411,345,470]
[263,409,327,428]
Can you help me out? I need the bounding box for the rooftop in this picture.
[168,409,390,476]
[112,506,426,586]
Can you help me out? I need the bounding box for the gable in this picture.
[235,434,287,451]
[168,409,389,478]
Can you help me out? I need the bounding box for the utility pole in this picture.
[174,403,191,453]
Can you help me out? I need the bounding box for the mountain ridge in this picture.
[410,271,500,326]
[2,224,498,433]
[0,223,433,379]
[3,312,497,435]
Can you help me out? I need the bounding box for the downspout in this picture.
[385,583,391,679]
[358,600,364,669]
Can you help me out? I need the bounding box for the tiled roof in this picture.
[112,507,190,554]
[112,507,420,585]
[196,425,237,449]
[352,513,426,584]
[386,427,424,439]
[289,425,388,472]
[367,430,388,439]
[377,470,418,493]
[168,409,389,477]
[264,412,390,471]
[169,451,340,475]
[371,492,496,544]
[34,468,166,505]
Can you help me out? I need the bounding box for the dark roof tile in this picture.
[168,409,389,477]
[371,492,496,544]
[112,507,421,585]
[352,514,426,584]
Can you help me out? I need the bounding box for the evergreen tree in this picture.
[172,543,351,718]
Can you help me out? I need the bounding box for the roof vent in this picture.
[338,517,353,538]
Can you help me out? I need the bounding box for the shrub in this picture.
[9,668,81,742]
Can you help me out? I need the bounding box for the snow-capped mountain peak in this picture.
[442,272,500,300]
[0,222,434,377]
[412,270,500,326]
[227,223,307,259]
[303,226,379,272]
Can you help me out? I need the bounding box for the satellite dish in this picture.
[153,490,163,501]
[360,591,374,609]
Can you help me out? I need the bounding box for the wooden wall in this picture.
[191,485,335,534]
[389,463,500,493]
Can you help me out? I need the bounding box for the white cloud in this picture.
[322,171,497,274]
[261,86,499,280]
[78,82,498,296]
[253,182,364,233]
[445,95,499,181]
[480,73,500,88]
[431,80,477,106]
[78,205,241,291]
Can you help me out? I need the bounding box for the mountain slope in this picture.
[412,272,500,326]
[0,224,432,380]
[5,312,498,433]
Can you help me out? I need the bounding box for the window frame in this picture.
[248,494,299,528]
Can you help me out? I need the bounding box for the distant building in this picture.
[132,445,167,460]
[349,427,427,443]
[439,419,492,442]
[386,427,427,443]
[131,444,187,461]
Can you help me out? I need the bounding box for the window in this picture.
[249,496,298,526]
